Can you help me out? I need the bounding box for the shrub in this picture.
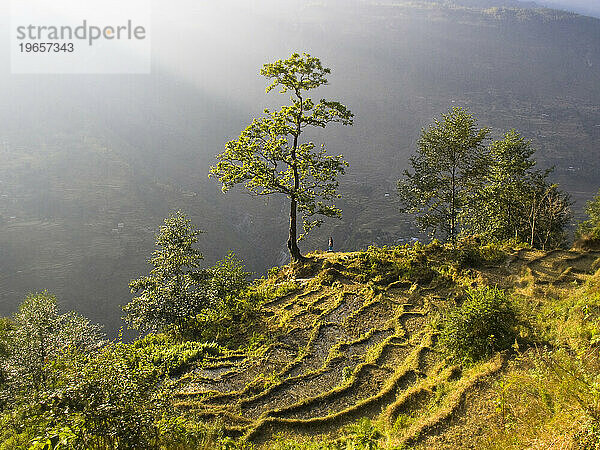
[132,333,222,376]
[344,418,381,449]
[246,280,299,304]
[345,245,435,285]
[577,188,600,239]
[269,418,382,449]
[440,286,517,363]
[454,240,507,269]
[209,252,251,315]
[0,332,226,449]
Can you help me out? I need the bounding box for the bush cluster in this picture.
[440,286,517,363]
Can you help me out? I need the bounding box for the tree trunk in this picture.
[287,196,303,262]
[288,89,305,263]
[530,204,536,247]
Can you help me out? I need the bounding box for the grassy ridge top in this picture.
[168,242,600,448]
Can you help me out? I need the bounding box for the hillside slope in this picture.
[170,244,600,447]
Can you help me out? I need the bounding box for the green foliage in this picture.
[538,270,600,351]
[483,269,600,448]
[124,213,257,342]
[191,276,299,345]
[246,279,300,304]
[208,252,252,317]
[210,53,353,261]
[398,107,490,241]
[343,245,435,285]
[0,294,103,448]
[344,418,382,449]
[43,342,165,448]
[392,414,413,433]
[270,418,382,449]
[478,131,574,250]
[0,329,223,449]
[131,333,222,376]
[185,257,289,344]
[399,116,571,249]
[465,130,539,243]
[488,346,600,449]
[518,174,571,250]
[124,211,209,335]
[440,286,517,363]
[0,317,15,398]
[1,292,104,394]
[0,343,159,449]
[578,188,600,239]
[454,239,507,269]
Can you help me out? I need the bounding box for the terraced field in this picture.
[170,246,600,447]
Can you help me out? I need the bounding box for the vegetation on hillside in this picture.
[4,0,600,341]
[578,187,600,240]
[398,108,572,247]
[1,68,600,446]
[398,107,490,242]
[1,238,600,448]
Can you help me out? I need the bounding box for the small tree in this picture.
[577,188,600,238]
[398,107,490,241]
[123,211,210,335]
[467,130,572,248]
[463,130,571,248]
[521,175,571,249]
[467,130,537,240]
[210,53,353,261]
[208,252,250,315]
[2,292,103,392]
[400,113,571,249]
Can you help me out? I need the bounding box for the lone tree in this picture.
[398,107,489,241]
[210,53,353,262]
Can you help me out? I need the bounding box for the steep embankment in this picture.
[170,245,600,447]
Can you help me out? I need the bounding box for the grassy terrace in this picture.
[167,242,600,448]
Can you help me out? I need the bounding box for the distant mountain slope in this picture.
[1,0,599,333]
[535,0,600,18]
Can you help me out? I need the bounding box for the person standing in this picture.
[328,236,334,252]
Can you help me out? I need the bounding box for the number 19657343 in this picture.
[19,42,74,52]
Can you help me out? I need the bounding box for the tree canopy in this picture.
[210,52,353,261]
[398,109,571,248]
[577,188,600,239]
[123,211,209,334]
[123,211,252,337]
[2,292,104,392]
[398,107,490,241]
